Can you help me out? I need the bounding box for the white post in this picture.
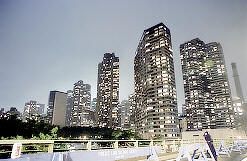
[150,140,154,146]
[87,141,92,151]
[48,143,54,153]
[134,141,138,148]
[114,141,118,149]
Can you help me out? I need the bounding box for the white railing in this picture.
[0,138,246,158]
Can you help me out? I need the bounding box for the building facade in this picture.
[206,42,233,128]
[65,90,73,126]
[128,94,136,130]
[23,100,44,122]
[96,53,120,128]
[119,96,136,130]
[180,38,234,130]
[91,98,97,111]
[119,100,131,130]
[47,91,67,127]
[70,80,93,126]
[134,23,179,139]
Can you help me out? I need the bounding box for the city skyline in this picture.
[0,0,246,112]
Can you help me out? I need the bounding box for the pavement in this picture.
[120,151,247,161]
[218,151,247,161]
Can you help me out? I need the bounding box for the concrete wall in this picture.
[182,128,246,141]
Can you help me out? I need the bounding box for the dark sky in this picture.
[0,0,246,112]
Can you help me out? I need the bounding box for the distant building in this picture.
[0,108,4,117]
[37,104,45,115]
[65,90,73,126]
[0,108,4,113]
[180,38,234,130]
[96,53,120,128]
[134,23,179,139]
[119,95,136,130]
[1,107,21,120]
[70,80,93,126]
[128,94,136,130]
[241,102,247,133]
[8,107,21,119]
[47,91,67,127]
[91,98,97,111]
[233,97,244,129]
[88,108,96,126]
[119,100,131,130]
[23,101,44,122]
[230,62,246,131]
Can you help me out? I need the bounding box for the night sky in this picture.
[0,0,246,112]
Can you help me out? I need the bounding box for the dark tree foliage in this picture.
[58,127,138,140]
[0,116,139,140]
[0,116,55,139]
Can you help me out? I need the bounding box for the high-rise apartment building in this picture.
[23,100,44,122]
[65,90,73,126]
[134,23,179,139]
[180,38,234,130]
[128,94,136,130]
[47,91,67,127]
[70,80,92,126]
[119,100,131,130]
[96,53,119,128]
[206,42,233,128]
[119,96,136,130]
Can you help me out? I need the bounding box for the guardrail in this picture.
[0,139,164,157]
[0,138,246,158]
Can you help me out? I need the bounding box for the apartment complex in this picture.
[134,23,179,139]
[180,38,234,130]
[96,53,119,128]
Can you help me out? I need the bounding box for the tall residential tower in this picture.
[70,80,93,126]
[96,53,119,128]
[180,38,234,130]
[134,23,179,139]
